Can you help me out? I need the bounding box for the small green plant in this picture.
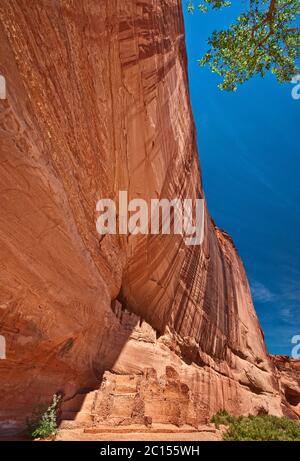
[211,411,300,441]
[211,409,236,427]
[27,394,61,439]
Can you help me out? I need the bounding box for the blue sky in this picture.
[183,2,300,355]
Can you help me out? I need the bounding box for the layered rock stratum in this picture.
[0,0,299,435]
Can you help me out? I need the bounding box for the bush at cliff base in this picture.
[211,411,300,441]
[27,394,61,440]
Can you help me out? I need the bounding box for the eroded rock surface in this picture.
[272,356,300,418]
[0,0,298,434]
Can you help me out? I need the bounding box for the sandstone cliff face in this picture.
[0,0,298,434]
[272,357,300,418]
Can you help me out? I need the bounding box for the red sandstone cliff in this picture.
[0,0,299,435]
[272,357,300,418]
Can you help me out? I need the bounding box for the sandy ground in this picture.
[0,425,223,441]
[55,429,222,441]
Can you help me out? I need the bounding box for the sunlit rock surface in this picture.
[0,0,298,434]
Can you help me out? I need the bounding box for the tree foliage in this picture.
[188,0,300,90]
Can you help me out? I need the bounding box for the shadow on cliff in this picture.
[56,299,140,429]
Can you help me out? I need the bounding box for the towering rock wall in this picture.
[0,0,297,433]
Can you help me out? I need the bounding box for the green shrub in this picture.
[211,412,300,441]
[211,410,236,427]
[27,394,61,439]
